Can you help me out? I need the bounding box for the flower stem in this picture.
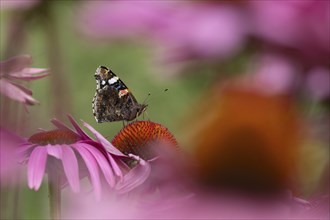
[48,169,61,220]
[43,4,71,120]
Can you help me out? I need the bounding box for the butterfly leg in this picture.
[143,111,150,121]
[132,111,139,122]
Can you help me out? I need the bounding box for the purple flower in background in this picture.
[305,68,330,100]
[0,0,40,11]
[153,4,246,63]
[19,115,149,199]
[248,1,330,64]
[77,1,246,63]
[77,1,169,39]
[0,55,48,106]
[248,54,300,95]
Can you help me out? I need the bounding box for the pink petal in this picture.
[16,143,36,161]
[0,55,32,75]
[74,145,101,200]
[61,146,80,193]
[67,115,90,140]
[8,81,33,95]
[46,145,62,159]
[115,154,151,194]
[9,68,49,81]
[0,79,39,105]
[27,146,47,190]
[82,121,125,156]
[51,118,76,134]
[108,154,123,178]
[78,143,115,187]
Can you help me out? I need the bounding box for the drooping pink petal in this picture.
[9,68,49,81]
[17,143,36,161]
[61,146,80,193]
[67,116,91,140]
[74,145,102,200]
[0,79,38,105]
[46,144,62,159]
[0,54,32,76]
[27,146,47,190]
[82,121,126,156]
[8,81,33,95]
[115,154,151,194]
[80,140,123,178]
[76,143,115,187]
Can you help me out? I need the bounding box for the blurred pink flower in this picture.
[306,67,330,100]
[19,115,149,199]
[0,0,40,11]
[0,128,24,181]
[77,1,169,39]
[0,55,48,105]
[77,1,246,62]
[63,185,326,219]
[248,54,300,95]
[248,1,330,64]
[153,4,246,63]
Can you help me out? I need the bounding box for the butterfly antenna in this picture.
[145,89,168,104]
[142,92,151,105]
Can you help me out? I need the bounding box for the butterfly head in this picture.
[136,103,148,118]
[95,66,111,81]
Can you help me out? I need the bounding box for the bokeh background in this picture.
[1,0,329,219]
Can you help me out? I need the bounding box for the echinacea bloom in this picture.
[0,55,48,106]
[19,115,149,199]
[186,78,300,193]
[112,121,178,161]
[111,120,192,203]
[63,121,193,219]
[111,121,179,193]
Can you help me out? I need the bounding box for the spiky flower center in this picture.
[28,129,80,145]
[112,121,178,161]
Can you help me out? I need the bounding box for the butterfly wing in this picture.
[92,84,142,123]
[92,67,145,123]
[93,85,121,122]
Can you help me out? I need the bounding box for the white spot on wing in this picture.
[96,80,100,89]
[101,80,106,85]
[108,76,119,85]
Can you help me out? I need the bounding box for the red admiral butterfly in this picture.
[92,66,147,123]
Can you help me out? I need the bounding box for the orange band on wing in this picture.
[118,89,129,98]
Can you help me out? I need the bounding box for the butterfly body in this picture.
[92,66,147,123]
